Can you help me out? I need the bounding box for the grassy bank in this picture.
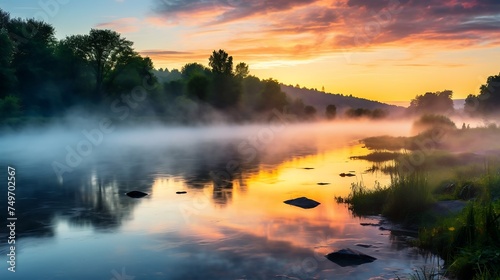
[339,151,500,279]
[337,170,433,224]
[342,124,500,279]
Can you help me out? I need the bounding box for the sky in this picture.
[1,0,500,102]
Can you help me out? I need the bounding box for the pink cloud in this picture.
[95,17,140,33]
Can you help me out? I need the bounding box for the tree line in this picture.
[1,8,499,127]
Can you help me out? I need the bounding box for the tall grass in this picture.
[338,170,433,223]
[419,198,500,279]
[337,182,389,216]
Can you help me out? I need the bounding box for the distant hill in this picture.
[281,85,405,114]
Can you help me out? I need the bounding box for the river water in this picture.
[0,121,441,279]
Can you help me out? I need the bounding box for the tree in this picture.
[0,9,9,29]
[62,29,135,96]
[209,49,233,75]
[304,105,317,119]
[465,74,500,115]
[241,75,263,110]
[235,62,249,78]
[257,79,287,111]
[408,90,454,115]
[8,18,58,115]
[210,74,241,109]
[326,104,336,120]
[181,63,209,79]
[0,30,16,98]
[106,55,156,94]
[187,75,209,102]
[0,95,21,120]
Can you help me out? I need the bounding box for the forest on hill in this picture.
[1,8,500,129]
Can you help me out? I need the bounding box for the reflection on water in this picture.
[0,123,440,279]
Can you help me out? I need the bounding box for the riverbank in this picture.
[339,128,500,279]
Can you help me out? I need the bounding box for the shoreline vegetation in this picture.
[339,117,500,280]
[2,8,500,132]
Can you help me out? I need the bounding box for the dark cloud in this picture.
[333,0,500,48]
[150,0,500,56]
[153,0,319,24]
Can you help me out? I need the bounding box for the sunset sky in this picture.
[2,0,500,102]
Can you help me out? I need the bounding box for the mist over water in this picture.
[0,119,413,168]
[1,120,442,280]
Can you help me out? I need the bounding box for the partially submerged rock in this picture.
[317,182,330,185]
[284,197,320,209]
[176,191,187,194]
[355,243,373,248]
[360,222,380,227]
[325,248,376,267]
[339,173,356,177]
[126,191,149,198]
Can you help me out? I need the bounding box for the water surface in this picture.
[0,122,441,279]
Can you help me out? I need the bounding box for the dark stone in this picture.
[302,167,314,170]
[176,191,187,194]
[126,191,148,198]
[317,182,330,185]
[284,197,320,209]
[339,173,356,177]
[360,222,380,226]
[325,248,376,267]
[355,243,372,248]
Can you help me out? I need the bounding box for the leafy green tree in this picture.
[0,95,21,120]
[55,38,94,105]
[181,63,209,79]
[207,50,241,109]
[8,18,58,115]
[62,29,135,97]
[326,104,336,120]
[257,78,287,111]
[304,105,317,119]
[107,55,156,94]
[235,62,249,78]
[0,30,16,98]
[209,49,233,75]
[346,108,371,118]
[465,74,500,115]
[0,9,9,29]
[241,75,263,110]
[187,75,210,102]
[210,74,241,109]
[408,90,454,115]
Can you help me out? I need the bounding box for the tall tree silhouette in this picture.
[326,104,336,120]
[465,74,500,115]
[408,90,454,115]
[235,62,249,78]
[62,29,135,98]
[209,49,233,75]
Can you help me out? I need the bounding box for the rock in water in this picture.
[325,248,376,267]
[126,191,149,198]
[284,197,320,209]
[176,191,187,194]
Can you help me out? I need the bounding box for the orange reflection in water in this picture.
[130,143,392,257]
